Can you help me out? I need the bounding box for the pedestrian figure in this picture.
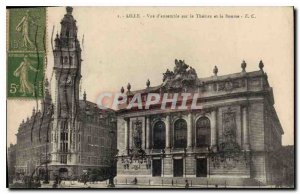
[185,180,189,188]
[83,174,88,186]
[133,177,137,185]
[52,182,58,188]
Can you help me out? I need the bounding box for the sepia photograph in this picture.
[6,6,294,189]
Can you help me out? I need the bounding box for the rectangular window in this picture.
[152,159,162,177]
[60,132,68,141]
[196,158,207,177]
[173,159,183,177]
[65,143,68,152]
[88,136,91,143]
[60,155,67,164]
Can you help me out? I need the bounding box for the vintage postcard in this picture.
[6,6,294,189]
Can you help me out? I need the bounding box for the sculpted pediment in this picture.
[162,59,198,92]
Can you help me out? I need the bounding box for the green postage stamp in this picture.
[7,53,44,98]
[8,7,46,52]
[7,7,46,98]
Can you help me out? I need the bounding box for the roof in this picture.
[127,69,267,95]
[78,99,115,115]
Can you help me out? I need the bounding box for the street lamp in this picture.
[43,134,50,184]
[43,105,53,184]
[184,148,187,177]
[107,116,117,188]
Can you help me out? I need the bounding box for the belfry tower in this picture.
[51,6,82,166]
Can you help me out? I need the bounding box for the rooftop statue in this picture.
[162,59,198,91]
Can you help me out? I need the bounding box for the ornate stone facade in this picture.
[116,59,284,185]
[12,7,117,180]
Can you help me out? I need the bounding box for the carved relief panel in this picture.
[218,106,242,148]
[132,119,142,149]
[130,117,145,149]
[222,112,237,144]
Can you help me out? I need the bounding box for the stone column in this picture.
[162,158,164,177]
[68,124,71,151]
[187,113,193,148]
[242,106,250,150]
[146,116,151,149]
[165,115,171,148]
[56,121,60,152]
[211,109,217,148]
[124,118,129,151]
[142,118,146,149]
[129,119,133,149]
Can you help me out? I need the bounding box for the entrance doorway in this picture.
[152,159,162,177]
[196,158,207,177]
[59,168,68,179]
[38,168,45,177]
[173,159,183,177]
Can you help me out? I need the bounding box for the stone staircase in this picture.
[114,176,264,187]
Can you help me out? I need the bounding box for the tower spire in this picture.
[53,6,82,119]
[66,6,73,15]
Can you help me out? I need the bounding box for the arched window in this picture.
[174,119,187,148]
[196,117,211,147]
[153,121,166,149]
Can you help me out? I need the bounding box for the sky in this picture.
[7,6,294,146]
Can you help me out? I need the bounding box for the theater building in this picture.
[116,59,284,185]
